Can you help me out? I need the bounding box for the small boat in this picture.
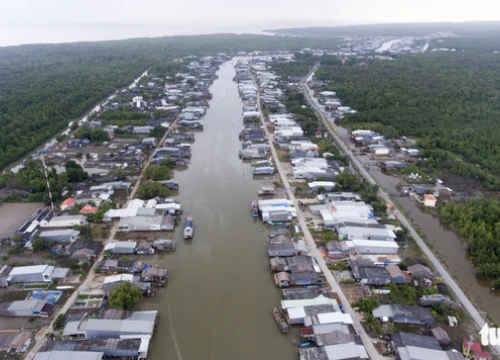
[273,307,290,333]
[296,341,312,347]
[251,200,259,218]
[184,217,194,239]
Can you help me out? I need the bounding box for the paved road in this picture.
[24,120,178,360]
[301,65,493,349]
[253,72,385,360]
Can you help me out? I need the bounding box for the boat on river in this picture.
[272,307,290,333]
[296,341,312,347]
[184,217,194,239]
[251,200,259,218]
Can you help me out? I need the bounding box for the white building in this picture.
[104,241,136,254]
[7,265,55,283]
[308,181,337,192]
[40,215,87,228]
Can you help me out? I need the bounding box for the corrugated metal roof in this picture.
[34,351,104,360]
[397,346,449,360]
[9,265,51,275]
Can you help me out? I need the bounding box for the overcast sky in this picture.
[2,0,500,45]
[4,0,500,25]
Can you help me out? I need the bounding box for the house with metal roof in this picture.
[281,295,339,310]
[102,274,136,292]
[7,265,55,283]
[39,338,145,359]
[270,255,315,273]
[285,304,337,325]
[40,215,87,228]
[62,311,157,340]
[386,264,410,284]
[1,299,52,317]
[408,264,433,278]
[391,332,442,350]
[300,323,352,342]
[34,351,104,360]
[432,327,451,346]
[274,271,323,287]
[104,241,136,254]
[39,229,80,243]
[117,216,172,232]
[299,342,369,360]
[396,346,451,360]
[373,304,435,326]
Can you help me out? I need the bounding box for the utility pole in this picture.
[465,335,473,359]
[40,154,54,210]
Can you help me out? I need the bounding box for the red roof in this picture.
[463,339,491,359]
[61,198,75,207]
[80,204,98,214]
[424,194,436,201]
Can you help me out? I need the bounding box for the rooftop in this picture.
[34,351,104,360]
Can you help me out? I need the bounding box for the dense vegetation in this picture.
[269,53,317,79]
[441,198,500,280]
[0,35,340,170]
[99,107,149,125]
[74,128,110,142]
[316,53,500,189]
[0,161,67,203]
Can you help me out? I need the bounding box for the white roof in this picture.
[25,221,40,234]
[257,198,293,207]
[155,203,181,211]
[145,199,157,208]
[105,241,137,250]
[104,208,139,219]
[317,312,353,325]
[287,307,307,320]
[324,343,369,359]
[127,199,145,209]
[9,265,50,276]
[351,240,399,249]
[34,351,104,360]
[104,274,134,284]
[397,346,450,360]
[309,181,336,187]
[281,295,337,310]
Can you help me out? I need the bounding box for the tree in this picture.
[65,161,89,183]
[355,297,379,313]
[108,282,142,310]
[53,314,66,330]
[31,237,52,252]
[363,313,381,333]
[136,181,170,199]
[143,165,170,181]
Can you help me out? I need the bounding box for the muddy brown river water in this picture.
[141,61,297,360]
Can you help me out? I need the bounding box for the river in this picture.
[141,60,297,360]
